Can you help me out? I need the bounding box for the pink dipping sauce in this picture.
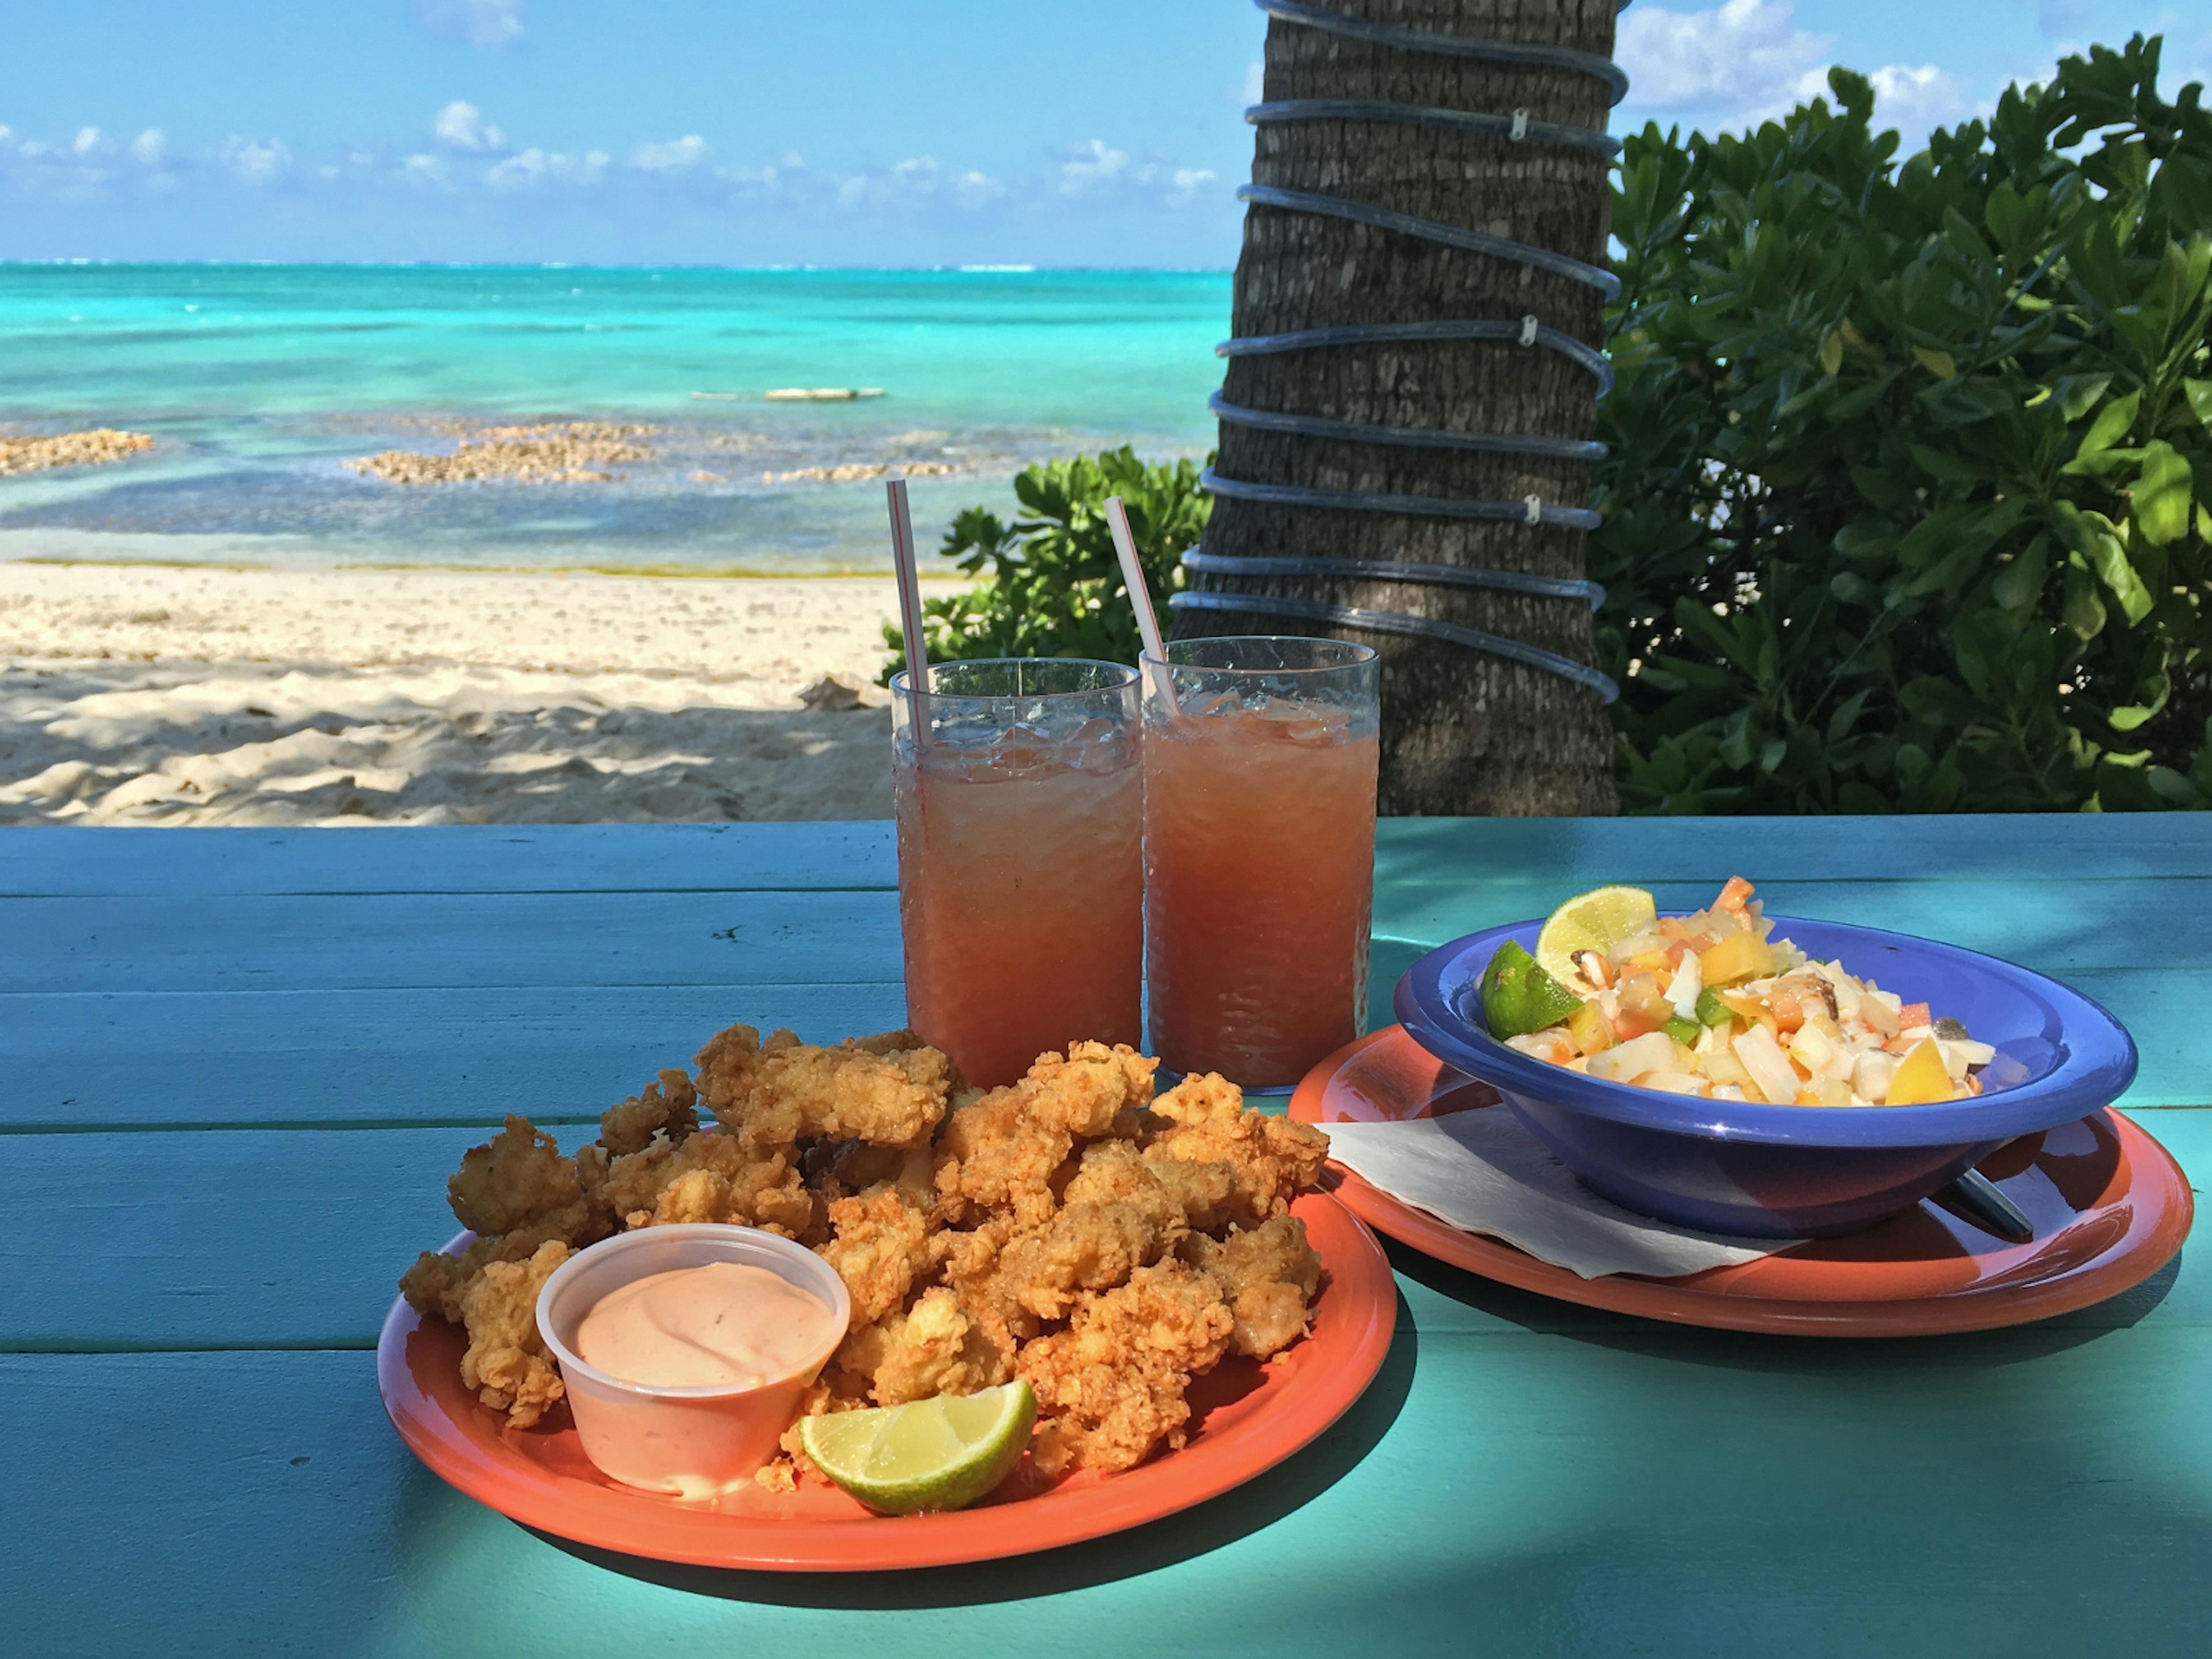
[574,1261,836,1390]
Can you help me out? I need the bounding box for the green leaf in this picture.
[1992,535,2050,611]
[2062,560,2108,639]
[2109,671,2171,732]
[1911,346,1958,380]
[1908,445,1987,483]
[1819,330,1843,376]
[2052,502,2154,624]
[2131,441,2195,546]
[2071,388,2142,466]
[2185,378,2212,435]
[2055,374,2114,422]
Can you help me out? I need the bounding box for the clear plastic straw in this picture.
[886,477,930,736]
[1103,495,1177,713]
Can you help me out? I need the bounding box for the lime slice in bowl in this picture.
[1479,938,1584,1038]
[1534,884,1658,984]
[798,1381,1036,1515]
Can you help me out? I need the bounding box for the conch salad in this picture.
[1489,877,1997,1106]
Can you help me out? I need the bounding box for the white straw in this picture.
[885,476,930,731]
[1103,496,1169,665]
[1104,495,1177,714]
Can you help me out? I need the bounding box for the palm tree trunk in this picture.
[1175,0,1621,816]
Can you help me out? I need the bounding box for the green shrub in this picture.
[1593,36,2212,812]
[881,447,1210,679]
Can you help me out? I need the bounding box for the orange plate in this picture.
[1290,1027,2194,1337]
[377,1192,1395,1570]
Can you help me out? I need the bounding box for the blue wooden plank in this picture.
[1375,813,2212,883]
[0,821,899,897]
[7,1114,2203,1351]
[6,1325,2208,1657]
[0,889,902,994]
[6,871,2199,1004]
[0,985,908,1130]
[6,815,2208,902]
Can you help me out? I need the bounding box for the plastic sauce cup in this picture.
[535,1224,851,1497]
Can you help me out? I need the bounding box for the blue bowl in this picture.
[1393,917,2139,1238]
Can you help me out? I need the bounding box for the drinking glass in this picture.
[891,658,1144,1089]
[1141,637,1381,1089]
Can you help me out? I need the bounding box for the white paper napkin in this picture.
[1322,1108,1800,1280]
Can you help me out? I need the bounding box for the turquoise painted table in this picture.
[5,818,2207,1657]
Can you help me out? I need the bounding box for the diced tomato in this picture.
[1612,1006,1668,1040]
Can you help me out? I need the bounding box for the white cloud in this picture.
[73,126,104,156]
[416,0,524,49]
[1238,60,1264,106]
[631,135,707,172]
[402,153,453,188]
[484,146,607,190]
[1058,138,1128,195]
[950,168,1005,209]
[1618,0,1831,116]
[217,136,291,184]
[433,100,506,152]
[1170,166,1217,198]
[1866,63,1975,134]
[0,125,13,147]
[130,128,166,164]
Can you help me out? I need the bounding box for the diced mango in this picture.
[1627,949,1677,975]
[1884,1037,1956,1105]
[1699,932,1776,987]
[1567,1001,1615,1056]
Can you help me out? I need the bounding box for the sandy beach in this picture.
[0,562,961,826]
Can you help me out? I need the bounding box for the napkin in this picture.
[1321,1108,1799,1280]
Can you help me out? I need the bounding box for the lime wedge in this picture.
[1479,939,1584,1039]
[798,1381,1036,1515]
[1535,884,1658,984]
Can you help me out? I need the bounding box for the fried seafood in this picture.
[596,1069,699,1157]
[697,1024,956,1149]
[457,1241,571,1427]
[1181,1214,1323,1360]
[399,1025,1329,1477]
[934,1042,1158,1226]
[1144,1073,1331,1229]
[817,1183,935,1325]
[592,1131,813,1235]
[446,1115,585,1238]
[1019,1260,1238,1476]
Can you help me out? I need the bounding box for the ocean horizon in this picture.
[0,264,1231,577]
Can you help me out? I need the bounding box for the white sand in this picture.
[0,562,963,826]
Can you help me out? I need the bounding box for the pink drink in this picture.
[1142,639,1381,1088]
[893,661,1143,1089]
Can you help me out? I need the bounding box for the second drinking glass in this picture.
[892,658,1144,1089]
[1141,637,1381,1090]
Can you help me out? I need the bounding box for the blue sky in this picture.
[1,1,2206,266]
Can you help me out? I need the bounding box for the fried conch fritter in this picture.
[401,1024,1331,1479]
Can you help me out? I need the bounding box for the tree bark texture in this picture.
[1176,0,1620,816]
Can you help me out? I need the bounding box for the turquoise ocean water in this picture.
[0,265,1229,574]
